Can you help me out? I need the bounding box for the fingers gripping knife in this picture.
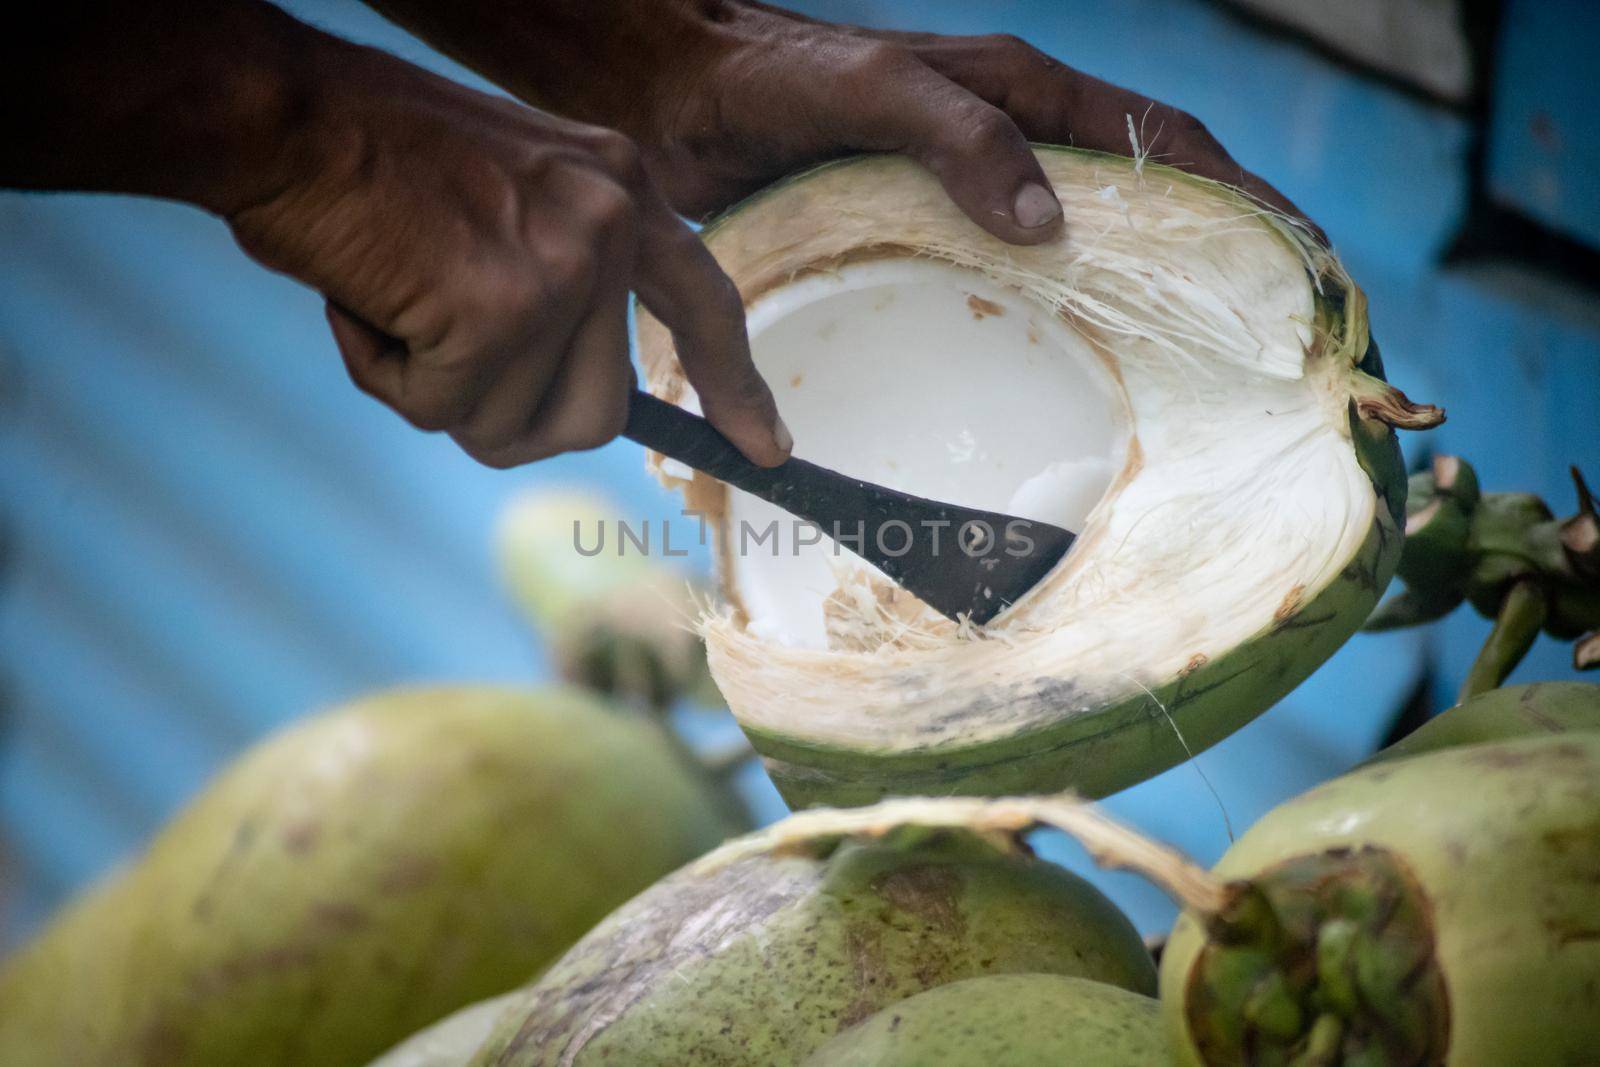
[623,391,1076,626]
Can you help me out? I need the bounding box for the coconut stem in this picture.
[1024,799,1234,916]
[1349,373,1445,430]
[733,795,1232,916]
[1459,579,1548,701]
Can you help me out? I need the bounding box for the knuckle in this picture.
[541,242,597,299]
[711,364,772,411]
[843,41,913,81]
[342,360,385,399]
[542,423,609,455]
[955,104,1020,152]
[461,268,539,324]
[403,390,472,432]
[588,129,645,183]
[705,272,745,317]
[982,32,1032,56]
[478,447,524,470]
[1167,108,1213,143]
[583,179,638,238]
[401,349,488,431]
[585,402,629,449]
[455,435,521,469]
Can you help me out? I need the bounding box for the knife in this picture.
[623,390,1075,626]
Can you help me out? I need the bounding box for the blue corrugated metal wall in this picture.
[2,0,1596,945]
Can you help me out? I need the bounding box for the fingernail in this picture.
[1013,182,1062,229]
[773,415,793,455]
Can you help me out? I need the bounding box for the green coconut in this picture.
[636,147,1440,807]
[799,973,1168,1066]
[1158,733,1600,1066]
[466,798,1159,1066]
[0,687,739,1067]
[1360,680,1600,767]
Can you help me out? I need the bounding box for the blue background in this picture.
[2,0,1596,945]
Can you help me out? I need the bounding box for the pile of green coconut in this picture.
[4,149,1597,1067]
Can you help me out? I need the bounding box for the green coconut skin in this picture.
[798,973,1168,1066]
[685,151,1417,807]
[0,687,738,1067]
[1359,680,1600,767]
[762,374,1409,807]
[468,826,1157,1067]
[1161,733,1600,1066]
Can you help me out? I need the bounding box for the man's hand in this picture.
[373,0,1317,241]
[233,37,787,468]
[657,4,1318,236]
[4,1,790,469]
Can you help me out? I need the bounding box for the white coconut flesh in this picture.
[638,149,1404,779]
[683,257,1129,651]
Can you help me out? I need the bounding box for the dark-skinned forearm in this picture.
[365,0,729,140]
[0,0,334,216]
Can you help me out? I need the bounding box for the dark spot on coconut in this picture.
[196,944,320,998]
[1170,663,1258,710]
[1274,585,1307,623]
[1462,743,1565,770]
[379,854,440,894]
[137,1020,189,1064]
[871,865,964,936]
[790,373,804,388]
[1519,701,1567,734]
[1544,916,1600,947]
[311,901,370,933]
[1273,610,1338,634]
[1541,825,1600,855]
[281,820,321,855]
[966,294,1005,319]
[1340,556,1381,593]
[841,922,889,1027]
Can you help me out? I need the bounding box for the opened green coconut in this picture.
[1158,733,1600,1066]
[800,973,1168,1066]
[637,147,1440,807]
[466,797,1158,1066]
[0,687,738,1067]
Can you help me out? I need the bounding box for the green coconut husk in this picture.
[464,795,1182,1066]
[799,973,1167,1066]
[1160,733,1600,1066]
[0,687,739,1067]
[1360,680,1600,767]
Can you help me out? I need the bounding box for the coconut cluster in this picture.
[1368,455,1600,687]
